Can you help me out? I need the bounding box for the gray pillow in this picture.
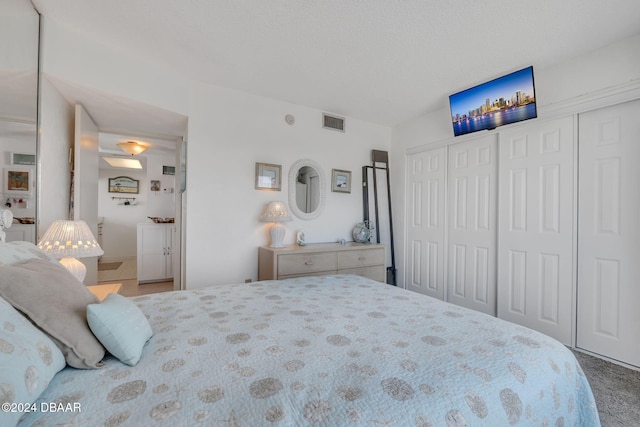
[0,259,105,369]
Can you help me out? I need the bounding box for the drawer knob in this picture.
[305,261,314,265]
[358,257,365,261]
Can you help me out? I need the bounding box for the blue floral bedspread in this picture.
[18,275,600,426]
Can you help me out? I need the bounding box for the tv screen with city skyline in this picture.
[449,66,537,137]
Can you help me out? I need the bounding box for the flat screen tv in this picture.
[449,66,537,137]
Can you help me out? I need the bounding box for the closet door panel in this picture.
[497,116,574,345]
[447,136,497,315]
[406,148,446,299]
[577,99,640,367]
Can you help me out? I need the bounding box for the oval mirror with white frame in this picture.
[288,159,326,220]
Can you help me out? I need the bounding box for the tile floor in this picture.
[98,258,173,297]
[117,278,174,297]
[98,258,137,282]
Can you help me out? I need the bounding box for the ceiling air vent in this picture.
[322,113,345,132]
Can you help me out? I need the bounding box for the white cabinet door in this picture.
[577,99,640,368]
[137,224,173,282]
[497,116,575,345]
[165,225,173,279]
[447,135,498,316]
[405,147,446,299]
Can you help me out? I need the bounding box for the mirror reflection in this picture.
[295,166,320,214]
[0,0,39,242]
[288,159,325,221]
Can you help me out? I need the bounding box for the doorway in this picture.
[51,77,187,294]
[95,130,180,297]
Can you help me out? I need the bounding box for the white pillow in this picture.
[87,293,153,366]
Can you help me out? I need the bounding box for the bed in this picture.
[0,243,600,426]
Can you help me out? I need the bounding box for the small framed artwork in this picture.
[4,167,33,197]
[331,169,351,193]
[150,180,161,191]
[109,176,139,193]
[255,162,282,191]
[11,153,36,165]
[162,165,175,175]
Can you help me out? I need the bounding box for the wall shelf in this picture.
[112,196,137,206]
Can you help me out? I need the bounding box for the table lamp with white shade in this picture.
[259,201,292,248]
[37,220,104,282]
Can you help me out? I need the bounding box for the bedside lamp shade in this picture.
[37,220,104,282]
[259,201,292,248]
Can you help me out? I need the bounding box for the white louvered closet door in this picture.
[497,116,575,345]
[447,136,498,316]
[405,147,446,299]
[577,99,640,368]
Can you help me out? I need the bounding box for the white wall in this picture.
[38,78,74,238]
[0,3,38,120]
[186,83,390,287]
[98,153,175,259]
[145,154,177,218]
[40,18,190,119]
[40,18,391,288]
[390,34,640,288]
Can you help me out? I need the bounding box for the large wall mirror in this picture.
[0,0,40,242]
[288,159,326,220]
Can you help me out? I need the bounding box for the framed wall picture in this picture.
[255,162,282,191]
[4,167,33,197]
[331,169,351,193]
[163,165,175,175]
[11,153,36,165]
[150,180,161,191]
[108,176,139,193]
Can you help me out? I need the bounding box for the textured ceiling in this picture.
[33,0,640,126]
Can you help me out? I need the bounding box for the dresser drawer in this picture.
[259,243,385,281]
[338,248,385,269]
[277,252,337,276]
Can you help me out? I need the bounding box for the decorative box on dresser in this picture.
[259,243,386,282]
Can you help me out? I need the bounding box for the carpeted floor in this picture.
[572,350,640,426]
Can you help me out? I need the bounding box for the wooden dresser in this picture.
[258,243,386,282]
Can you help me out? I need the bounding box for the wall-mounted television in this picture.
[449,66,537,137]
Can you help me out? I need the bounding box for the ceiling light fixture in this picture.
[102,157,143,169]
[117,141,148,156]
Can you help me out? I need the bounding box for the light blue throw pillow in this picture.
[87,293,153,366]
[0,296,66,427]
